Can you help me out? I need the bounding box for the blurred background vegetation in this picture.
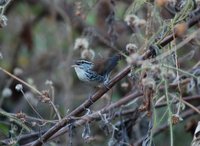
[0,0,200,146]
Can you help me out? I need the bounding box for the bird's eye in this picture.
[75,60,81,65]
[75,60,92,66]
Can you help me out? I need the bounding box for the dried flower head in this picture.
[126,43,137,53]
[2,87,12,97]
[142,77,156,91]
[81,48,95,60]
[74,37,89,50]
[27,78,34,85]
[14,67,23,76]
[161,68,176,81]
[31,122,37,127]
[126,53,141,65]
[171,114,183,125]
[45,80,53,86]
[39,90,50,103]
[16,111,26,123]
[124,14,146,27]
[15,84,23,91]
[174,22,188,37]
[75,2,81,15]
[155,0,168,7]
[121,82,129,89]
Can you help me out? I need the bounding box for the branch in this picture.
[155,95,200,108]
[1,91,141,146]
[2,93,199,145]
[31,6,200,146]
[31,65,131,146]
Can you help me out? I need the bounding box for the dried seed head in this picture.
[15,84,23,91]
[16,111,26,123]
[81,48,95,60]
[14,68,23,76]
[121,82,129,89]
[126,53,141,65]
[39,90,50,103]
[27,78,34,85]
[161,68,176,81]
[31,122,37,127]
[74,38,89,50]
[45,80,53,86]
[171,114,183,125]
[155,0,168,7]
[75,11,81,16]
[2,87,12,97]
[174,23,188,37]
[124,14,146,27]
[142,77,156,91]
[126,43,137,53]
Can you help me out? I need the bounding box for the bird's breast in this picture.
[74,67,90,82]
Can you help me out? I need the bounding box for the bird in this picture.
[72,54,121,87]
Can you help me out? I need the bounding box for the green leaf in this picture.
[0,122,9,136]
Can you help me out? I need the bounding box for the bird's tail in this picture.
[102,54,122,76]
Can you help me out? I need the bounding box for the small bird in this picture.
[72,54,121,87]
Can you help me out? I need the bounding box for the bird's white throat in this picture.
[74,67,89,82]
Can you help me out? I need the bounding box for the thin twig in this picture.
[134,105,200,146]
[0,67,42,95]
[0,67,62,121]
[178,98,200,114]
[49,101,62,121]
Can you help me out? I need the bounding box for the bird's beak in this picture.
[71,64,78,68]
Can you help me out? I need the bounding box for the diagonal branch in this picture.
[31,65,131,146]
[31,6,200,146]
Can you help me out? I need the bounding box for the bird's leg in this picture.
[102,74,111,89]
[103,80,110,89]
[87,91,94,104]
